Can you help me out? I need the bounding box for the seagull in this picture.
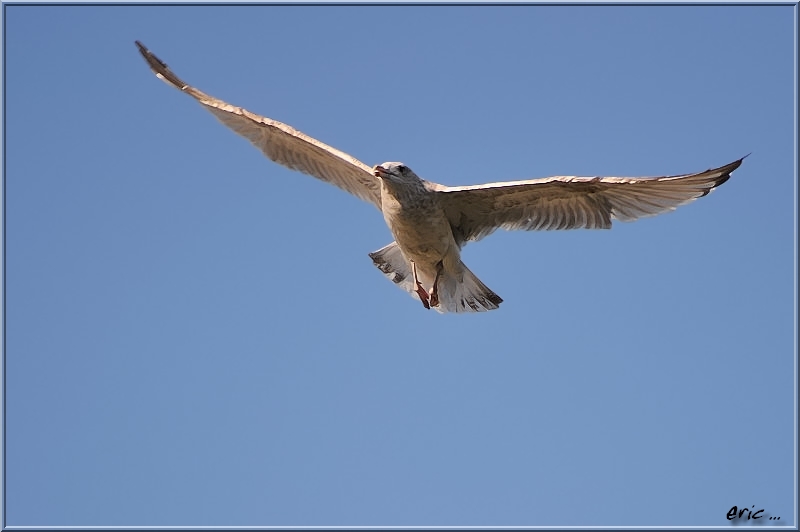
[135,41,745,313]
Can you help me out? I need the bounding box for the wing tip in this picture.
[135,40,189,91]
[730,153,749,170]
[698,154,748,196]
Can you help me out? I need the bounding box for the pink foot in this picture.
[415,282,431,310]
[429,289,439,308]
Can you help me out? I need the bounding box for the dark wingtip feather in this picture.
[135,41,188,91]
[698,155,747,197]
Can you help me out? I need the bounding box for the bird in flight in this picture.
[135,41,744,313]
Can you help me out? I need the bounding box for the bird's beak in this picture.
[373,165,387,178]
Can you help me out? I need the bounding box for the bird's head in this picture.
[373,162,421,185]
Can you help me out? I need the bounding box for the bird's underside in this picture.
[135,41,745,314]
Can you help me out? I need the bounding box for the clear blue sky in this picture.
[3,4,796,528]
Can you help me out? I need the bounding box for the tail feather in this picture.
[369,242,502,313]
[437,262,503,313]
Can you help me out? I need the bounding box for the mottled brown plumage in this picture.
[136,41,744,313]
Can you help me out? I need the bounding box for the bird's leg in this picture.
[429,261,443,308]
[411,261,431,310]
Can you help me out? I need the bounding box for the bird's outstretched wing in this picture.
[437,157,745,245]
[135,41,382,208]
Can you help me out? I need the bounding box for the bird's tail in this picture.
[436,261,503,313]
[369,242,502,313]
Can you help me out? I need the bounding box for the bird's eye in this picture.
[397,165,406,173]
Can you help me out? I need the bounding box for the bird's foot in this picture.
[429,289,439,308]
[415,282,431,310]
[411,260,431,310]
[429,261,442,308]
